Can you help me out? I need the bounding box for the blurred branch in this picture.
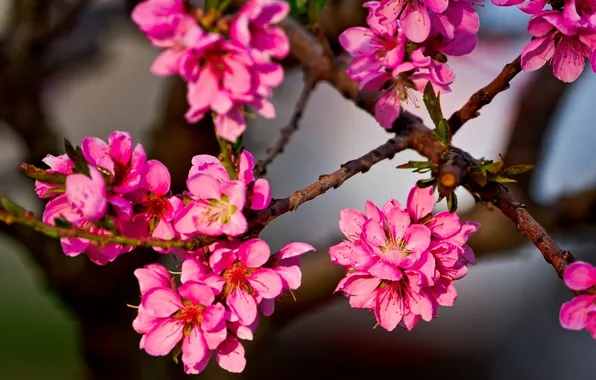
[254,75,318,176]
[448,55,523,135]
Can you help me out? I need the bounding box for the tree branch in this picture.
[254,75,318,176]
[448,55,523,135]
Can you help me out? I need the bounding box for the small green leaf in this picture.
[469,172,488,187]
[423,81,444,128]
[42,184,66,196]
[434,119,450,147]
[148,214,161,234]
[396,160,433,170]
[447,192,458,212]
[491,176,518,183]
[99,216,118,232]
[0,197,25,216]
[64,139,90,176]
[172,344,182,364]
[18,163,67,184]
[483,160,504,174]
[53,217,73,228]
[502,165,534,176]
[417,177,436,188]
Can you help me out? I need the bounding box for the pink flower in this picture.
[208,239,283,326]
[231,0,290,59]
[521,10,596,83]
[131,0,186,48]
[559,261,596,338]
[174,174,248,237]
[34,154,73,198]
[66,166,108,222]
[135,276,227,375]
[330,183,478,331]
[563,0,596,30]
[188,151,271,210]
[81,131,147,193]
[126,160,182,251]
[490,0,546,14]
[375,0,449,42]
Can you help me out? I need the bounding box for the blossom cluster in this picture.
[133,238,314,373]
[492,0,596,82]
[330,185,478,331]
[132,0,290,142]
[339,0,479,127]
[35,131,271,265]
[560,261,596,337]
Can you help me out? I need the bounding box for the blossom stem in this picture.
[216,134,238,180]
[0,202,218,250]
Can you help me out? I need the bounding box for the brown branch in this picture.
[254,75,318,176]
[448,55,523,135]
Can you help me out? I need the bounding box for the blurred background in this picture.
[1,0,596,379]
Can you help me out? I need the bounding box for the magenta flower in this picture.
[131,0,186,48]
[65,166,108,222]
[136,280,227,374]
[174,174,247,237]
[208,239,283,326]
[375,0,448,42]
[230,0,290,59]
[563,0,596,30]
[521,10,596,83]
[126,160,182,251]
[559,261,596,337]
[330,183,478,331]
[81,131,147,194]
[490,0,546,14]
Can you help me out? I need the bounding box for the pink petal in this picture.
[560,295,595,330]
[375,90,401,128]
[521,34,555,73]
[249,268,283,298]
[341,274,382,295]
[238,151,255,184]
[249,178,271,210]
[275,266,302,290]
[66,167,107,221]
[375,286,403,331]
[181,328,210,374]
[387,208,411,241]
[186,174,222,199]
[428,211,461,238]
[339,27,378,56]
[564,262,596,291]
[81,137,114,174]
[368,261,403,281]
[179,281,216,306]
[142,288,183,317]
[552,38,585,83]
[221,213,248,237]
[339,209,367,239]
[407,184,435,222]
[134,264,172,295]
[181,257,209,283]
[404,224,431,254]
[202,303,226,333]
[108,131,133,165]
[143,319,184,356]
[216,338,246,373]
[238,239,271,268]
[215,108,247,143]
[277,242,315,259]
[425,0,448,13]
[401,6,431,43]
[144,160,170,196]
[228,289,258,326]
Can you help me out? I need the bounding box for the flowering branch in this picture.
[448,55,523,135]
[254,75,318,176]
[0,199,218,250]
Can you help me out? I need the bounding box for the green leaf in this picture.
[53,217,73,228]
[0,197,25,216]
[64,139,90,176]
[469,172,488,187]
[483,160,504,174]
[18,163,67,184]
[396,160,432,170]
[417,177,436,188]
[447,192,458,212]
[99,216,118,232]
[423,81,444,128]
[491,176,518,183]
[434,119,450,147]
[502,165,534,176]
[288,0,308,19]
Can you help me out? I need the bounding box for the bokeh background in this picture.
[2,0,596,379]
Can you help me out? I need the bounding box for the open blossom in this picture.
[132,0,288,142]
[490,0,547,14]
[126,160,183,250]
[133,265,228,375]
[206,239,284,326]
[559,261,596,337]
[65,166,108,222]
[375,0,449,42]
[521,10,596,82]
[330,184,478,331]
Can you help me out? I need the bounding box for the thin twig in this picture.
[254,76,318,176]
[448,55,523,135]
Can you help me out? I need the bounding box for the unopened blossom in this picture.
[131,0,186,48]
[133,267,227,374]
[330,184,478,331]
[559,261,596,337]
[521,10,596,82]
[174,174,248,237]
[65,166,108,222]
[34,154,73,198]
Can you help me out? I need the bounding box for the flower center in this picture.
[380,228,410,256]
[175,301,206,332]
[203,195,236,224]
[222,261,257,296]
[139,193,170,218]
